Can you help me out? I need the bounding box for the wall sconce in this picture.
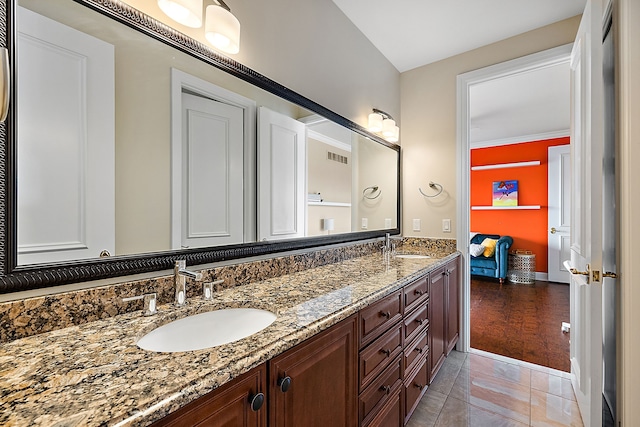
[157,0,240,54]
[368,108,399,143]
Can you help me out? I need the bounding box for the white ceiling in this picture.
[331,0,585,73]
[469,62,571,147]
[332,0,580,147]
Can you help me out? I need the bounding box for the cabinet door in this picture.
[445,257,460,355]
[152,364,267,427]
[429,266,446,381]
[269,315,358,427]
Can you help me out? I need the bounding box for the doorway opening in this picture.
[456,45,573,372]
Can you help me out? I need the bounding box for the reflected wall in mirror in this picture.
[2,0,400,292]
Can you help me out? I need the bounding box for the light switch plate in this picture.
[442,219,451,232]
[384,218,392,228]
[361,218,368,229]
[412,219,421,232]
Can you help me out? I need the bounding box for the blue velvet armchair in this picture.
[470,233,513,284]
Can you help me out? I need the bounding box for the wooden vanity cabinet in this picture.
[151,363,267,427]
[269,314,358,427]
[445,258,460,355]
[428,257,460,382]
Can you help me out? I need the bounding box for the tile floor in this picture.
[407,349,584,427]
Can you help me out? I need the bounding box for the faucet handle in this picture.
[123,292,157,316]
[203,279,224,300]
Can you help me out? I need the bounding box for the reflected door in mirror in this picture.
[17,6,115,265]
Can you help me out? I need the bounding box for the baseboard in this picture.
[535,272,549,281]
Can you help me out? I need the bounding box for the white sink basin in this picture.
[395,254,430,259]
[137,308,277,352]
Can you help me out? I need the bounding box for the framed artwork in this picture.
[492,180,518,206]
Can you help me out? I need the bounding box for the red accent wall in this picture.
[470,137,569,273]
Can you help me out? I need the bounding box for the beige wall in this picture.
[617,0,640,422]
[125,0,401,128]
[400,16,581,238]
[307,139,352,236]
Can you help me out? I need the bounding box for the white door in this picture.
[176,92,244,249]
[568,0,605,425]
[257,107,306,241]
[548,145,571,283]
[16,7,115,265]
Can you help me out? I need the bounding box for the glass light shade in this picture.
[157,0,203,28]
[205,5,241,54]
[368,112,383,132]
[387,125,400,143]
[382,118,396,137]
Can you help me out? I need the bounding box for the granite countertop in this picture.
[0,251,458,426]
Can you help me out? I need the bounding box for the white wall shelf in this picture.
[308,201,352,207]
[471,205,541,210]
[471,160,541,171]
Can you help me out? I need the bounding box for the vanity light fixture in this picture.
[157,0,203,28]
[157,0,241,54]
[205,0,241,54]
[368,108,399,143]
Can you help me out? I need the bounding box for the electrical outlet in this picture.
[412,219,421,232]
[384,218,392,228]
[442,219,451,232]
[361,218,368,229]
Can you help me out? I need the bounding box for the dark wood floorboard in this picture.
[470,277,571,372]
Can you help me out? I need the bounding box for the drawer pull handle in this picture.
[413,347,423,354]
[379,385,391,394]
[380,348,391,357]
[278,376,292,393]
[379,311,391,319]
[415,383,425,391]
[414,289,424,296]
[249,392,265,411]
[416,318,424,325]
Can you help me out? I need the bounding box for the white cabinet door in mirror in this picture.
[176,92,244,248]
[258,107,306,241]
[17,6,115,265]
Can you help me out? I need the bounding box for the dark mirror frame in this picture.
[0,0,401,294]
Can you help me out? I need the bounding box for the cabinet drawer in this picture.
[359,356,402,426]
[363,384,403,427]
[404,302,428,344]
[404,358,429,424]
[359,322,403,391]
[404,329,428,375]
[404,276,428,314]
[359,290,402,347]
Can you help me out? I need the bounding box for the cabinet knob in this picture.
[416,318,424,325]
[379,385,391,395]
[413,347,423,354]
[379,311,391,319]
[249,392,265,411]
[414,383,425,391]
[278,376,292,393]
[414,289,424,296]
[380,348,391,357]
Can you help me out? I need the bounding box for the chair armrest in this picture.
[495,236,514,276]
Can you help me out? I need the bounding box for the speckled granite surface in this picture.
[0,249,458,427]
[0,238,456,343]
[0,240,386,343]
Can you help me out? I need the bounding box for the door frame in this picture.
[170,68,256,248]
[455,44,573,352]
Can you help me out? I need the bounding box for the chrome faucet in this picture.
[174,260,203,306]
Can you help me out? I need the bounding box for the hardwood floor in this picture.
[470,277,571,372]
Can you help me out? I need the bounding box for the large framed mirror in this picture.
[0,0,400,293]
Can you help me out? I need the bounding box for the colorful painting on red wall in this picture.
[492,180,518,206]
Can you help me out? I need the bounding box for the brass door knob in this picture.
[550,227,557,234]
